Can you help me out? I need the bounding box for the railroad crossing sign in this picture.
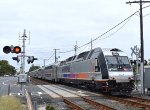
[131,45,141,58]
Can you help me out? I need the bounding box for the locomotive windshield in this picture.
[105,56,132,71]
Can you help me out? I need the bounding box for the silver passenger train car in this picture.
[29,47,134,94]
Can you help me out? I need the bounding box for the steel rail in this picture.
[31,78,150,109]
[128,96,150,104]
[31,77,49,85]
[107,95,150,110]
[42,85,85,110]
[52,85,115,110]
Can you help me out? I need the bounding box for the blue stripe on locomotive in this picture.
[63,74,68,78]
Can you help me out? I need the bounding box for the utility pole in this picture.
[126,0,150,94]
[74,41,78,55]
[54,49,59,63]
[43,59,48,67]
[44,59,46,68]
[91,38,93,50]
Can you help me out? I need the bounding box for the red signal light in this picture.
[13,46,21,54]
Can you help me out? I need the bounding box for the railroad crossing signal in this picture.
[130,60,147,65]
[27,56,38,64]
[13,46,21,54]
[131,45,141,58]
[3,45,21,54]
[12,56,20,63]
[3,46,11,54]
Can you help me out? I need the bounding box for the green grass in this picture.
[0,96,23,110]
[46,105,55,110]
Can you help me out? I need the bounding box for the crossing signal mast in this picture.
[20,29,28,74]
[19,30,38,74]
[126,0,150,94]
[3,30,38,95]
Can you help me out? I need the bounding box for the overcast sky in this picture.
[0,0,150,72]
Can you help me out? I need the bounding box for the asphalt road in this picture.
[0,76,18,96]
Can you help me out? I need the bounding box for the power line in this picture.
[58,5,150,54]
[78,11,138,49]
[58,12,137,54]
[97,15,132,41]
[78,44,89,53]
[43,52,55,67]
[59,49,74,53]
[48,52,55,60]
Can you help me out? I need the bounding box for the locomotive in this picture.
[29,47,135,94]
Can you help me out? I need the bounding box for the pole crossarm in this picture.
[126,1,150,4]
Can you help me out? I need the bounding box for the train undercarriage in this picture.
[57,78,135,95]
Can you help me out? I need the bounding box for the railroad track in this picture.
[51,85,115,110]
[105,95,150,110]
[30,77,50,85]
[31,78,150,109]
[54,84,150,110]
[39,85,115,110]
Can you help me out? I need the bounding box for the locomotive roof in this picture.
[56,47,128,66]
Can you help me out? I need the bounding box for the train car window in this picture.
[77,51,89,59]
[62,66,70,73]
[38,69,41,71]
[60,61,66,65]
[106,56,132,71]
[105,56,118,65]
[90,49,101,59]
[95,58,100,72]
[66,56,74,62]
[72,55,76,60]
[88,50,94,59]
[118,56,129,64]
[45,66,52,69]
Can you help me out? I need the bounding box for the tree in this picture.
[0,60,16,76]
[28,64,40,72]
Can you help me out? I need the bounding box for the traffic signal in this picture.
[144,60,147,65]
[27,56,38,64]
[130,60,147,66]
[3,45,21,54]
[130,60,136,65]
[12,56,20,63]
[3,46,11,54]
[13,46,21,54]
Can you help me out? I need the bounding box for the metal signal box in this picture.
[144,66,150,88]
[18,74,27,83]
